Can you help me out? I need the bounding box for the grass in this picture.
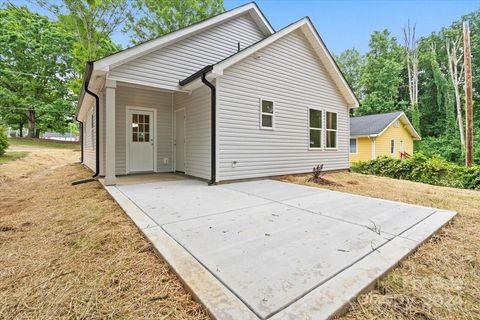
[8,137,79,150]
[280,172,480,320]
[0,151,28,164]
[0,149,208,319]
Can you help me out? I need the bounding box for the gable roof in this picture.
[92,2,274,72]
[179,17,359,108]
[350,111,421,140]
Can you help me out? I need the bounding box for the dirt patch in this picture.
[0,149,209,319]
[279,172,480,319]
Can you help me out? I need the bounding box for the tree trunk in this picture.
[19,122,23,137]
[27,109,36,138]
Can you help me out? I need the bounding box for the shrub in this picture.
[0,127,9,156]
[351,153,480,190]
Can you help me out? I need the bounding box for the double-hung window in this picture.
[309,108,322,148]
[326,112,337,148]
[390,139,395,154]
[260,99,274,129]
[349,138,357,154]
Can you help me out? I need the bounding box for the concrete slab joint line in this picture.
[101,178,456,319]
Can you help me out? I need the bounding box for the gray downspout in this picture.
[76,118,83,163]
[83,61,100,178]
[201,72,216,185]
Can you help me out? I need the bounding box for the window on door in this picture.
[132,113,150,142]
[260,99,274,129]
[326,112,337,148]
[309,108,322,148]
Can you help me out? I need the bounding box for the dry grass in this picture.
[280,172,480,320]
[0,149,209,319]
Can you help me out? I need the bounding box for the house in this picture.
[43,132,78,142]
[75,2,358,185]
[349,111,421,164]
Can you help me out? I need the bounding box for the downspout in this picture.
[201,72,216,185]
[83,61,100,178]
[76,118,83,163]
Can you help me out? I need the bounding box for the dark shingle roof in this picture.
[350,111,403,136]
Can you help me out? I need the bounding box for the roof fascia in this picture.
[93,3,273,72]
[210,18,359,108]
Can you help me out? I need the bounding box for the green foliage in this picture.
[0,5,76,136]
[352,153,480,190]
[125,0,224,44]
[358,30,407,116]
[334,48,365,100]
[0,127,8,156]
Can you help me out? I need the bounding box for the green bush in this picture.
[351,153,480,190]
[0,127,9,156]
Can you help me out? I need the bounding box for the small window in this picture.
[390,139,395,154]
[132,113,150,142]
[309,108,322,148]
[91,108,95,149]
[350,138,357,154]
[394,120,400,128]
[326,112,337,148]
[260,99,274,129]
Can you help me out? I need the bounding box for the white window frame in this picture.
[325,111,338,150]
[90,107,95,149]
[390,139,395,154]
[349,138,358,154]
[259,98,275,130]
[308,107,323,150]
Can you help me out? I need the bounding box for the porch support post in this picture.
[370,137,376,160]
[105,79,116,185]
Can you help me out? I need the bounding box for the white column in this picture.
[104,79,116,185]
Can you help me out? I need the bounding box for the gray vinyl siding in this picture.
[83,105,96,172]
[109,14,265,90]
[173,86,211,180]
[115,84,173,175]
[217,29,350,181]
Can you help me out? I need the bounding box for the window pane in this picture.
[145,133,150,141]
[309,109,322,129]
[145,115,150,124]
[262,114,273,127]
[262,100,274,114]
[326,130,336,148]
[139,124,144,133]
[132,133,138,142]
[310,129,321,148]
[391,140,395,153]
[133,114,138,123]
[139,132,144,142]
[326,112,337,130]
[139,114,144,123]
[350,138,357,153]
[145,124,150,133]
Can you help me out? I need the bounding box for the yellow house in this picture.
[349,111,421,164]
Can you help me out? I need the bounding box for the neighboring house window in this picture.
[349,138,357,154]
[91,108,95,149]
[309,108,322,148]
[260,99,274,129]
[390,139,395,154]
[326,112,337,148]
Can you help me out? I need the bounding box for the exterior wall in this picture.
[114,84,174,175]
[173,86,211,180]
[375,122,414,159]
[83,104,96,172]
[217,29,350,181]
[109,14,266,91]
[349,123,415,163]
[349,137,372,164]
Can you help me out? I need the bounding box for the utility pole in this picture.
[464,21,474,167]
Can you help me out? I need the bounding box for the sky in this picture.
[10,0,480,55]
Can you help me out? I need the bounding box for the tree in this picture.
[358,30,406,115]
[125,0,224,44]
[35,0,128,92]
[334,48,365,100]
[403,21,420,129]
[0,5,76,137]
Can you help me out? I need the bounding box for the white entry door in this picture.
[175,109,185,172]
[128,109,155,172]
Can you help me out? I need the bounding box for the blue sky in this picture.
[10,0,480,54]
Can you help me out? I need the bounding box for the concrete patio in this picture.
[103,178,456,320]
